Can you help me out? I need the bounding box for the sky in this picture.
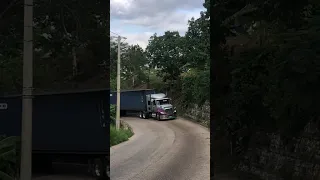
[110,0,205,49]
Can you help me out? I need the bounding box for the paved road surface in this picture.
[110,117,210,180]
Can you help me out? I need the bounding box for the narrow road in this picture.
[110,117,210,180]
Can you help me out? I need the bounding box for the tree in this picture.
[121,45,148,87]
[109,38,148,90]
[185,5,210,70]
[0,0,109,93]
[177,0,210,106]
[145,31,186,82]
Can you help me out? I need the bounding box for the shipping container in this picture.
[0,88,110,177]
[110,89,155,112]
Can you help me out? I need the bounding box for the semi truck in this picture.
[110,89,177,120]
[0,88,110,178]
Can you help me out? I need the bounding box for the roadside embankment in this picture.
[177,101,210,128]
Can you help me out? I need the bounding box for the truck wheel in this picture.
[143,112,148,119]
[91,158,108,178]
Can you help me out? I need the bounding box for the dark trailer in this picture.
[110,89,155,115]
[0,88,109,177]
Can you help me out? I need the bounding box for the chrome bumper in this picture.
[160,114,176,120]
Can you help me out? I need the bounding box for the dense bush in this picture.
[110,125,133,146]
[180,69,210,108]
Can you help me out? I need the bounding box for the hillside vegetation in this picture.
[211,0,320,178]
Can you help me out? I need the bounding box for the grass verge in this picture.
[110,124,133,146]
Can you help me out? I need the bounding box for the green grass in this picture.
[110,124,133,146]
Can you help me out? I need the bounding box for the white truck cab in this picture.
[140,93,177,120]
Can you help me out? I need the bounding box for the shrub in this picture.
[110,124,133,146]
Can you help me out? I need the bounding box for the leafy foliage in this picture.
[0,135,19,180]
[146,31,187,82]
[0,0,109,93]
[110,38,148,90]
[212,0,320,175]
[181,69,210,107]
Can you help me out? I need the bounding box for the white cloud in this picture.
[124,32,153,49]
[111,0,205,49]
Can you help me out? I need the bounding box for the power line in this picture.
[110,31,121,36]
[110,31,127,40]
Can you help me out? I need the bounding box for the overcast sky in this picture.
[110,0,205,49]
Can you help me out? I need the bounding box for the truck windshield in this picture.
[157,99,170,105]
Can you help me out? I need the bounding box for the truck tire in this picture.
[156,113,160,121]
[142,112,148,119]
[91,157,108,179]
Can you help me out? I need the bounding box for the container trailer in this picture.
[110,89,155,115]
[0,88,109,178]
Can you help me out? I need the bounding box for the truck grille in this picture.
[165,108,173,115]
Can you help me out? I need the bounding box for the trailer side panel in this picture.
[0,89,109,153]
[110,89,155,111]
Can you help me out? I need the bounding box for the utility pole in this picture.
[20,0,33,179]
[116,36,121,130]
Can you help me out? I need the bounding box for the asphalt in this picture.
[110,117,210,180]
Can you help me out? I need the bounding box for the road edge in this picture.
[178,115,210,129]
